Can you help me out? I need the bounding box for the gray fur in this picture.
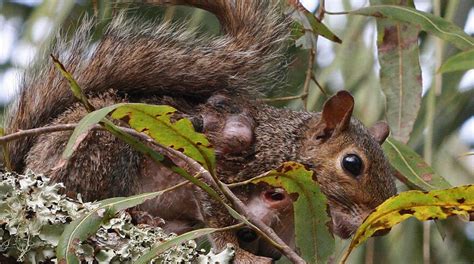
[5,0,289,171]
[4,1,396,261]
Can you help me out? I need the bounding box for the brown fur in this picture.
[4,1,396,262]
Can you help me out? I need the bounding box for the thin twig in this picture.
[262,94,308,103]
[0,123,305,263]
[301,0,326,110]
[317,0,326,20]
[302,49,316,110]
[227,171,271,188]
[421,1,442,263]
[0,124,78,144]
[149,140,303,261]
[312,75,328,96]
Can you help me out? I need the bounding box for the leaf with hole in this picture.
[369,1,422,143]
[340,184,474,263]
[111,104,215,172]
[351,5,474,50]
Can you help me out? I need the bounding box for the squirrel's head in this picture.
[301,91,397,239]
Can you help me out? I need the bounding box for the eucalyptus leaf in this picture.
[51,54,94,111]
[383,137,451,191]
[369,1,422,143]
[135,226,236,264]
[56,191,165,264]
[288,1,341,50]
[251,162,334,264]
[438,49,474,73]
[111,104,216,173]
[340,184,474,263]
[61,104,124,160]
[351,5,474,50]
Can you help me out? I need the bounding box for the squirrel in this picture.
[4,0,397,263]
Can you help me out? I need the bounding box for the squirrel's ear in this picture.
[319,91,354,137]
[369,121,390,145]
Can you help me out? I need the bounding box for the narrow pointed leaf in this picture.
[341,185,474,263]
[369,1,422,143]
[288,1,341,50]
[102,118,262,244]
[438,49,474,73]
[62,104,124,160]
[111,104,215,172]
[383,137,451,190]
[251,162,334,264]
[51,54,94,111]
[351,5,474,50]
[56,191,166,264]
[135,226,236,264]
[101,119,222,202]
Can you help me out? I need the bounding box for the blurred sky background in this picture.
[0,0,473,147]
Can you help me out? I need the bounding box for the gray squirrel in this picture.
[4,1,396,262]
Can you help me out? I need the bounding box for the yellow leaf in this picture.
[341,185,474,263]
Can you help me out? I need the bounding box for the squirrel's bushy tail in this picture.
[5,0,290,171]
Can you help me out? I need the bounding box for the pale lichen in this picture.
[0,171,234,263]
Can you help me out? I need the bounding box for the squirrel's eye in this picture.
[342,154,363,177]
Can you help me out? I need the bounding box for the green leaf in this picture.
[251,162,334,264]
[135,225,237,264]
[100,119,224,215]
[340,184,474,263]
[369,1,422,143]
[101,119,256,237]
[101,118,221,201]
[51,54,94,111]
[351,5,474,51]
[56,191,165,264]
[111,104,216,172]
[61,104,124,160]
[383,137,451,191]
[288,2,341,50]
[438,49,474,73]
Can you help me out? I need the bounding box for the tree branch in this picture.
[0,123,305,263]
